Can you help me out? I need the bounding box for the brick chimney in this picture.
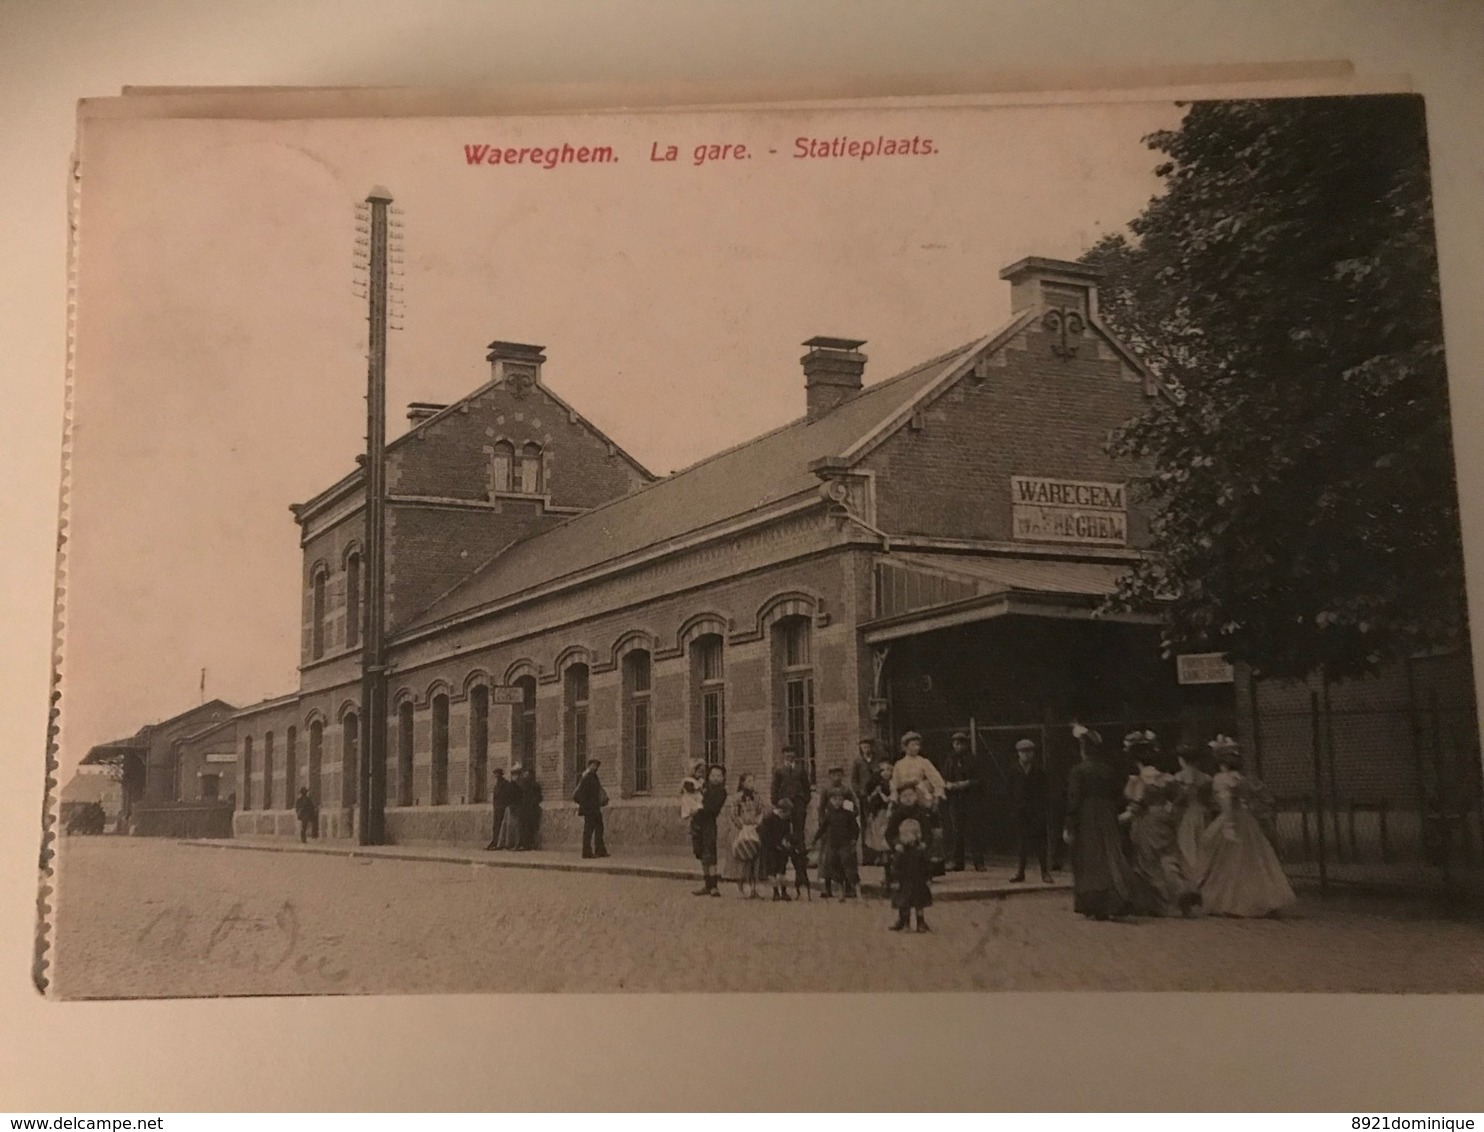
[486,341,547,388]
[406,402,448,425]
[998,256,1103,317]
[802,337,867,421]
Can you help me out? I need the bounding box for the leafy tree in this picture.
[1086,95,1467,681]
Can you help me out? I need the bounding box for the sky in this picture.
[60,97,1184,775]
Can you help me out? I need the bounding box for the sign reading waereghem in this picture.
[1010,475,1128,545]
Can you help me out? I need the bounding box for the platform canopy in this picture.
[861,552,1158,644]
[78,738,147,767]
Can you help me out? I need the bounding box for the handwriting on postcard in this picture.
[137,900,349,987]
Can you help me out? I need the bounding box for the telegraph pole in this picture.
[354,186,399,845]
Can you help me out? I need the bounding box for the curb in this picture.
[177,838,1071,902]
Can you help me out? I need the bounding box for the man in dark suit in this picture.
[771,745,812,874]
[1010,738,1053,883]
[573,758,610,858]
[941,731,989,871]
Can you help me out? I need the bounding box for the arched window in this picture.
[431,693,450,806]
[308,719,324,804]
[311,565,329,660]
[396,701,415,806]
[242,735,254,810]
[469,685,490,804]
[513,675,537,771]
[284,726,298,801]
[691,634,725,766]
[263,731,276,810]
[519,442,543,494]
[345,551,362,650]
[341,712,359,808]
[623,650,653,795]
[563,664,590,784]
[491,440,515,494]
[774,615,816,784]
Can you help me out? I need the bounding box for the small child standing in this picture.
[812,787,861,899]
[678,760,705,825]
[889,819,933,933]
[757,798,796,901]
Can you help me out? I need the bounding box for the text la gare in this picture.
[651,141,750,167]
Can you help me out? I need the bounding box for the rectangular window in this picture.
[624,651,653,795]
[692,636,725,766]
[633,699,651,793]
[701,687,724,766]
[777,617,816,783]
[785,676,816,783]
[345,554,362,650]
[469,686,490,804]
[491,452,513,493]
[564,665,590,783]
[782,619,811,667]
[698,638,723,682]
[397,703,414,806]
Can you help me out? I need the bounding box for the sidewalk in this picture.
[179,836,1072,902]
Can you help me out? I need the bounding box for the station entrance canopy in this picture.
[861,553,1155,644]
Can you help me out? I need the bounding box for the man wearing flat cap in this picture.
[1010,738,1053,883]
[941,730,989,871]
[815,763,859,831]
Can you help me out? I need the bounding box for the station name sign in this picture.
[1176,652,1235,685]
[1010,476,1128,546]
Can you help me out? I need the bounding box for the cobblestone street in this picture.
[47,838,1484,998]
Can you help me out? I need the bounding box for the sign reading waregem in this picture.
[1011,476,1128,546]
[1177,653,1235,685]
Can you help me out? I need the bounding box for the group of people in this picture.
[1064,725,1297,920]
[678,736,975,932]
[469,719,1297,928]
[483,764,546,852]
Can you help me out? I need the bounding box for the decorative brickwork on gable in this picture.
[867,323,1156,547]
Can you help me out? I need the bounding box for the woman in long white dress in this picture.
[1198,738,1297,917]
[1170,743,1215,887]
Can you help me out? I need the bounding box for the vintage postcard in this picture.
[42,85,1483,999]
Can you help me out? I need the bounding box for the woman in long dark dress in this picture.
[518,767,544,850]
[691,763,728,896]
[1063,724,1136,920]
[495,768,524,850]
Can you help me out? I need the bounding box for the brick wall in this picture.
[176,728,239,803]
[241,541,875,848]
[868,321,1155,547]
[384,501,563,631]
[386,380,650,506]
[297,377,651,669]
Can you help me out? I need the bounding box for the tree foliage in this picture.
[1086,95,1467,681]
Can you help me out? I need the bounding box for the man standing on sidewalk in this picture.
[294,786,319,844]
[942,731,988,872]
[1010,739,1054,883]
[573,758,610,858]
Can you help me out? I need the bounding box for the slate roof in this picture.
[402,337,989,631]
